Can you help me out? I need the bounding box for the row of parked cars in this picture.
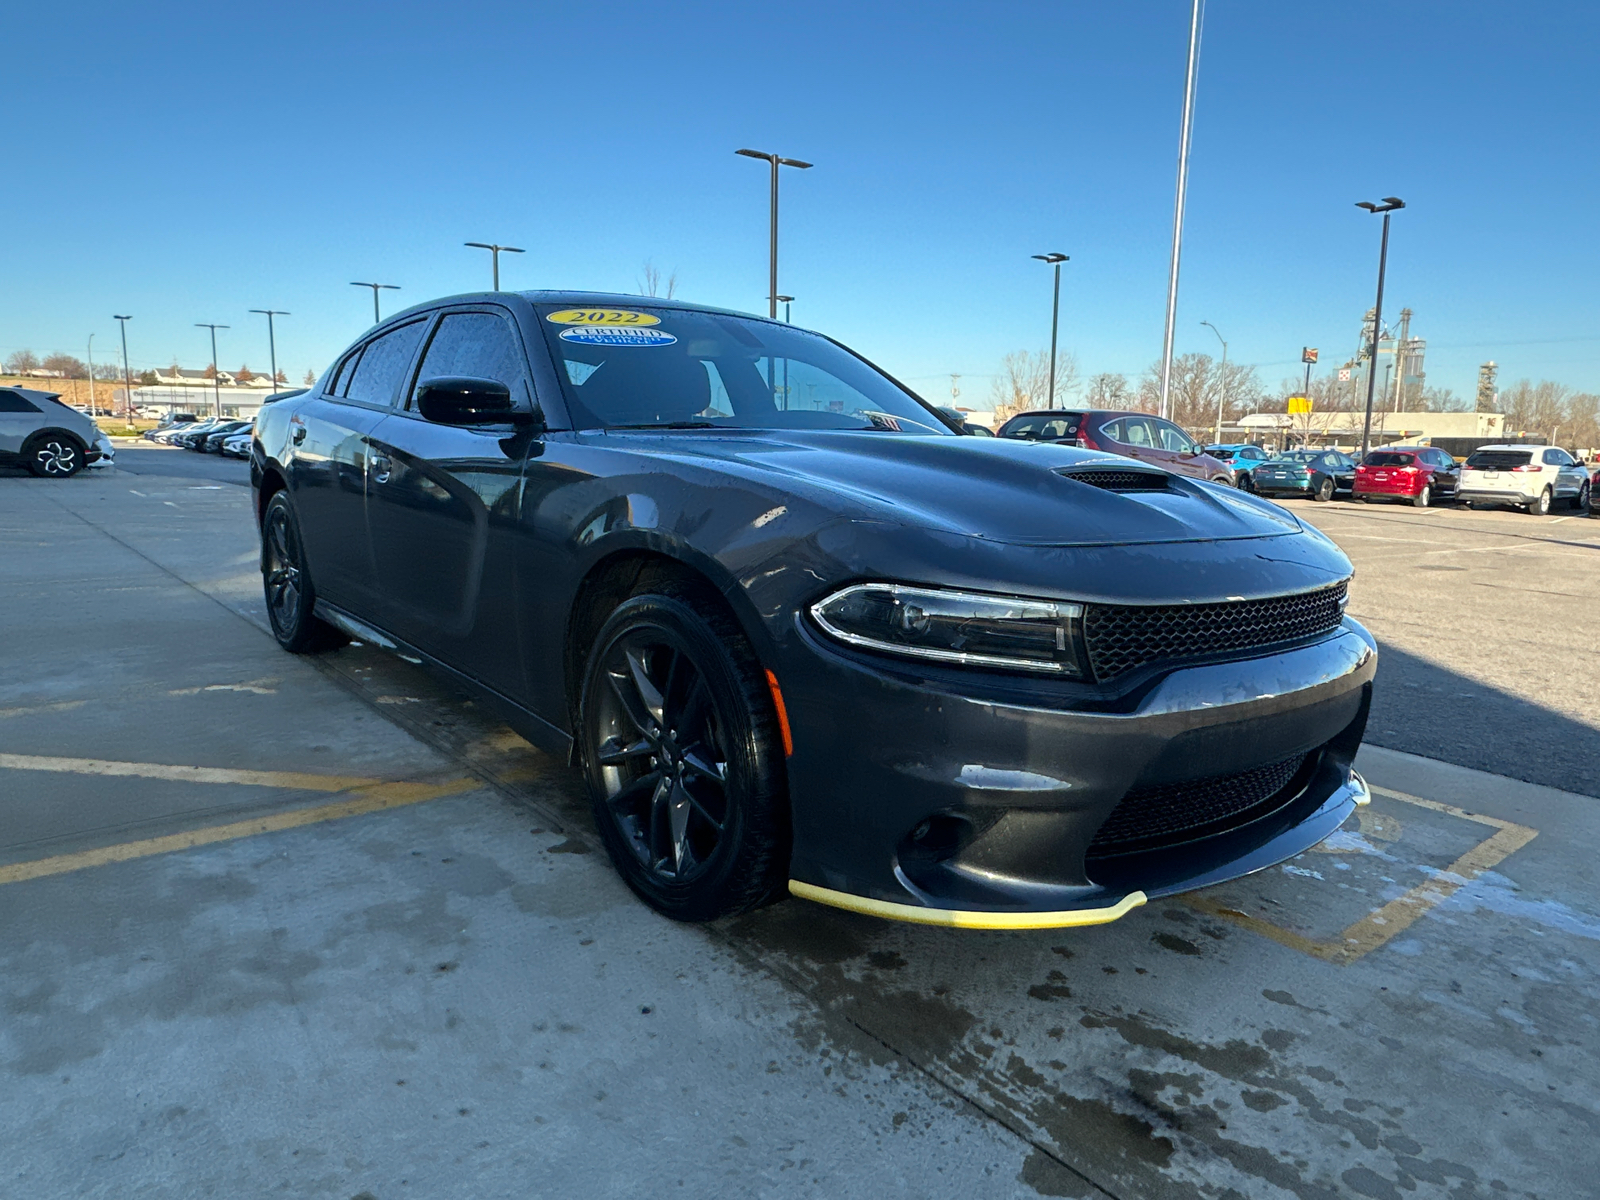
[142,392,308,459]
[990,408,1595,516]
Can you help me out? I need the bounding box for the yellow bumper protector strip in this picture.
[788,880,1148,930]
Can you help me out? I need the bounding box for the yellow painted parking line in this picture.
[0,753,479,885]
[1188,785,1538,965]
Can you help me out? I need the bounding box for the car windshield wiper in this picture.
[606,421,721,430]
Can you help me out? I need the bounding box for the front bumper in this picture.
[782,621,1376,927]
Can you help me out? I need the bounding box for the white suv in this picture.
[1457,444,1590,515]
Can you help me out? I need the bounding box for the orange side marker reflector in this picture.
[764,669,794,757]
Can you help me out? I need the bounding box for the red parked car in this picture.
[1352,447,1460,508]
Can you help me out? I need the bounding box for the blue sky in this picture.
[5,1,1596,405]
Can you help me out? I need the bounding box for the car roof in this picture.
[1001,408,1162,421]
[1469,443,1550,452]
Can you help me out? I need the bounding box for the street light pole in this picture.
[195,323,229,418]
[87,334,97,413]
[350,282,400,324]
[114,315,134,421]
[464,242,525,291]
[736,148,813,318]
[1159,0,1205,421]
[1355,197,1405,457]
[249,309,289,395]
[1200,320,1227,444]
[1032,254,1069,409]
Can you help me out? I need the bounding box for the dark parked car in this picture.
[1204,443,1271,490]
[997,409,1234,484]
[183,420,249,450]
[253,292,1375,928]
[203,421,253,453]
[1252,449,1358,502]
[1353,447,1459,507]
[935,405,994,436]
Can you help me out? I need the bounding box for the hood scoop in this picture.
[1054,467,1173,492]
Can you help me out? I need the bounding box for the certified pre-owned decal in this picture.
[558,326,677,347]
[546,308,661,326]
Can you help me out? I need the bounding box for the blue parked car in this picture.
[1204,443,1271,491]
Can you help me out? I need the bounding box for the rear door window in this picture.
[0,390,42,413]
[344,320,428,407]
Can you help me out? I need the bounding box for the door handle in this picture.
[291,423,307,445]
[368,452,392,484]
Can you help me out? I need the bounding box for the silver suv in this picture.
[1457,444,1590,515]
[0,387,116,478]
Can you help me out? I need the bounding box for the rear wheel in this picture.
[25,434,84,478]
[1412,485,1431,509]
[1529,487,1552,516]
[261,493,348,653]
[579,587,788,922]
[1313,477,1335,502]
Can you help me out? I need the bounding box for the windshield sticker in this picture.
[559,326,677,348]
[546,308,661,327]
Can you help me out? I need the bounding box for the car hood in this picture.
[608,429,1305,547]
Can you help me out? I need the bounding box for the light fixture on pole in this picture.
[1158,0,1205,421]
[195,323,230,418]
[776,295,794,324]
[113,315,134,421]
[249,309,289,395]
[464,242,525,291]
[1355,197,1405,457]
[736,148,812,318]
[350,282,400,324]
[1032,253,1069,409]
[1200,320,1227,444]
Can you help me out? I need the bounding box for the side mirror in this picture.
[415,375,518,425]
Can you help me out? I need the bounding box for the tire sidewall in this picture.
[578,591,786,921]
[1533,488,1551,516]
[1414,485,1430,509]
[262,493,317,649]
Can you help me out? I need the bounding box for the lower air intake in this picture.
[1087,753,1309,856]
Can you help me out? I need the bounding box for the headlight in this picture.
[810,583,1085,676]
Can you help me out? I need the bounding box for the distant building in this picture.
[148,366,280,389]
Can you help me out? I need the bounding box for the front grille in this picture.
[1082,581,1347,681]
[1087,753,1308,855]
[1056,469,1170,492]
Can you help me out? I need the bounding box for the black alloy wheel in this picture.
[1530,487,1552,517]
[261,493,346,654]
[1412,484,1431,509]
[580,588,788,921]
[26,435,83,478]
[1313,476,1335,502]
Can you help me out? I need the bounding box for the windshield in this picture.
[536,305,950,434]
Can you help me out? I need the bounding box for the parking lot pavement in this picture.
[1295,497,1600,797]
[4,469,1599,1197]
[106,442,252,486]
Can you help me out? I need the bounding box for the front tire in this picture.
[261,493,347,654]
[25,434,84,478]
[579,587,789,922]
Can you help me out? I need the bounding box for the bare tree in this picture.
[41,353,88,378]
[303,369,317,386]
[1566,393,1599,451]
[1499,379,1572,439]
[4,349,40,374]
[1139,353,1264,433]
[1083,372,1133,409]
[638,260,678,299]
[989,349,1080,423]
